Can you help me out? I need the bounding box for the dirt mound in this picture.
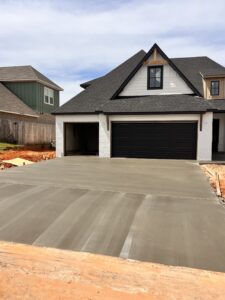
[0,241,225,300]
[0,148,55,170]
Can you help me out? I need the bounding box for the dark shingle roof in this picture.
[0,66,63,91]
[171,57,225,95]
[80,76,103,88]
[54,45,225,115]
[54,50,146,114]
[101,95,212,113]
[0,83,38,117]
[208,99,225,111]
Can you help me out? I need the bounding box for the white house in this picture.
[54,43,225,161]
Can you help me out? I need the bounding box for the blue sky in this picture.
[0,0,224,104]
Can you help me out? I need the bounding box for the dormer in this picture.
[202,73,225,100]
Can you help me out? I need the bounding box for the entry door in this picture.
[212,119,219,152]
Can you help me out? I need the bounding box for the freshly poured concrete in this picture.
[0,157,225,272]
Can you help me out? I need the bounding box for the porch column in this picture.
[99,114,111,157]
[56,117,64,157]
[197,112,213,161]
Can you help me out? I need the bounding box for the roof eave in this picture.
[53,110,215,115]
[103,110,211,115]
[0,79,63,91]
[80,83,89,89]
[52,111,99,115]
[0,109,38,118]
[202,74,225,79]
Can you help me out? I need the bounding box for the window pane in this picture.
[50,97,54,105]
[155,68,161,77]
[211,81,219,95]
[45,95,49,103]
[155,77,161,87]
[49,89,54,97]
[214,82,217,88]
[149,66,162,88]
[150,78,155,87]
[150,68,156,76]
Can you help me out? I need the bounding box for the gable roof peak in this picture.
[111,43,201,99]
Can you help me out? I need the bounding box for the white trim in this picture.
[44,98,54,106]
[44,86,54,106]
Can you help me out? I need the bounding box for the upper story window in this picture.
[210,80,220,96]
[147,66,163,90]
[44,87,54,105]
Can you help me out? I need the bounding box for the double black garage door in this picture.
[112,122,197,159]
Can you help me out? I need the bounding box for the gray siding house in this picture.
[0,66,63,145]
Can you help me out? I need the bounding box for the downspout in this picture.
[199,113,203,132]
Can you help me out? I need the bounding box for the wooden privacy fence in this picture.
[0,112,55,145]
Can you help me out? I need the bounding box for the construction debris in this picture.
[201,164,225,201]
[2,158,34,167]
[0,147,55,170]
[0,241,225,300]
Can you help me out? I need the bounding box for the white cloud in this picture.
[0,0,224,104]
[58,80,83,105]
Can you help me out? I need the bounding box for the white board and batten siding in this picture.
[119,54,193,97]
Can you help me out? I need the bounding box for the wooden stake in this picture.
[216,172,222,197]
[203,166,216,178]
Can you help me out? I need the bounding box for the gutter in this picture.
[200,72,225,79]
[52,112,98,115]
[102,111,213,115]
[52,107,217,116]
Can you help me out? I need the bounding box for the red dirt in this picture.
[0,148,55,170]
[0,241,225,300]
[201,164,225,199]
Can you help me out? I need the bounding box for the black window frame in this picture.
[210,80,220,96]
[147,65,163,90]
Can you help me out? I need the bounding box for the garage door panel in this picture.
[112,122,197,159]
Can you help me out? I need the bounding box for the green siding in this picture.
[4,82,60,114]
[4,82,37,110]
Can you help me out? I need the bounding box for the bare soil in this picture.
[0,147,55,170]
[201,164,225,200]
[0,241,225,300]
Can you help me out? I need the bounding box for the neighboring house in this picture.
[0,66,63,145]
[53,43,225,161]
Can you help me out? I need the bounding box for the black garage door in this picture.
[112,122,197,159]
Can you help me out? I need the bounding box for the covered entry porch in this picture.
[212,113,225,161]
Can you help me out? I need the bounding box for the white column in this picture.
[197,112,213,161]
[56,117,64,157]
[99,114,111,157]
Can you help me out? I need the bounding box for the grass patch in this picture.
[0,143,21,151]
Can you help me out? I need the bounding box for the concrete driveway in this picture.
[0,157,225,272]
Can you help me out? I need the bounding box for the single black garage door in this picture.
[112,122,197,159]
